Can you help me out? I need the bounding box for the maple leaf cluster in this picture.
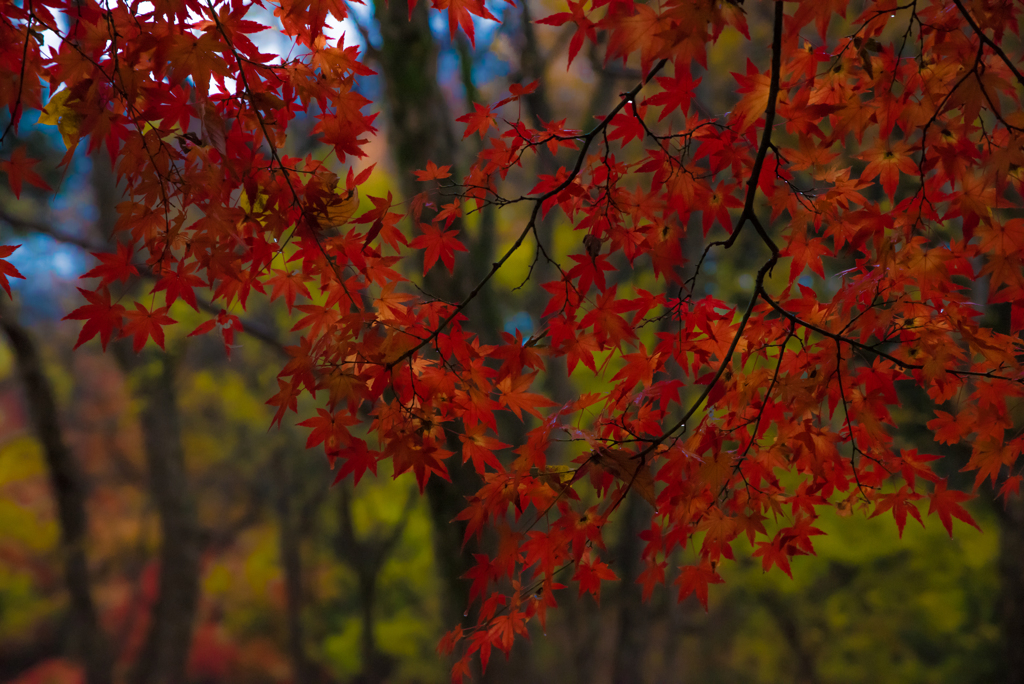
[2,0,1024,679]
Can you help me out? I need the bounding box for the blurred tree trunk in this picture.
[116,349,201,684]
[761,592,821,684]
[335,485,415,683]
[372,0,483,631]
[1001,494,1024,684]
[0,297,113,684]
[272,447,314,684]
[90,142,201,684]
[611,494,652,684]
[372,0,456,203]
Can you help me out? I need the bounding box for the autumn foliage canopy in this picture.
[2,0,1024,678]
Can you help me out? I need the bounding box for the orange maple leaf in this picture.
[496,372,558,420]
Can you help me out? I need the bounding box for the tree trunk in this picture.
[116,349,201,684]
[373,0,457,204]
[335,485,413,684]
[1001,494,1024,684]
[0,297,113,684]
[611,494,653,684]
[272,448,314,684]
[372,0,480,631]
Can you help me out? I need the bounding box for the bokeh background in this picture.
[0,1,1018,682]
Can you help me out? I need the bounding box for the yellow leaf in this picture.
[39,89,83,150]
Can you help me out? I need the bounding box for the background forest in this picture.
[0,0,1017,682]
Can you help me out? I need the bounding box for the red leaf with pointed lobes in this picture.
[928,481,981,538]
[356,192,395,248]
[266,379,299,430]
[410,222,468,275]
[121,303,176,352]
[64,287,125,350]
[999,475,1024,503]
[871,485,924,538]
[927,410,974,445]
[603,3,670,75]
[753,535,793,578]
[587,447,657,508]
[550,321,598,374]
[645,66,701,120]
[0,245,25,298]
[298,408,350,450]
[457,102,497,139]
[508,80,538,98]
[82,243,139,287]
[676,562,724,611]
[1,147,51,198]
[333,439,379,486]
[415,160,452,181]
[961,437,1019,490]
[573,554,617,605]
[783,229,829,285]
[496,371,558,420]
[431,0,498,46]
[858,139,918,202]
[606,102,646,146]
[637,559,667,602]
[535,0,596,67]
[265,269,312,312]
[459,423,509,474]
[567,252,615,294]
[186,309,242,357]
[899,448,942,491]
[730,59,772,132]
[152,260,203,310]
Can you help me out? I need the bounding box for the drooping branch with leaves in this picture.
[1,0,1023,680]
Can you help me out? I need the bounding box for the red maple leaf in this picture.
[645,66,701,120]
[0,245,25,297]
[415,160,453,181]
[410,222,468,275]
[928,481,981,538]
[265,269,312,312]
[121,303,176,352]
[64,287,126,350]
[858,139,918,202]
[871,486,924,537]
[675,562,724,611]
[496,371,558,420]
[187,309,243,357]
[535,0,597,67]
[456,102,497,139]
[0,146,51,198]
[152,260,203,310]
[783,229,829,285]
[572,556,617,605]
[431,0,497,46]
[334,439,379,486]
[752,533,793,577]
[82,243,139,288]
[298,407,353,451]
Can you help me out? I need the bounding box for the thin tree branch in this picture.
[0,208,290,357]
[950,0,1024,87]
[385,58,670,371]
